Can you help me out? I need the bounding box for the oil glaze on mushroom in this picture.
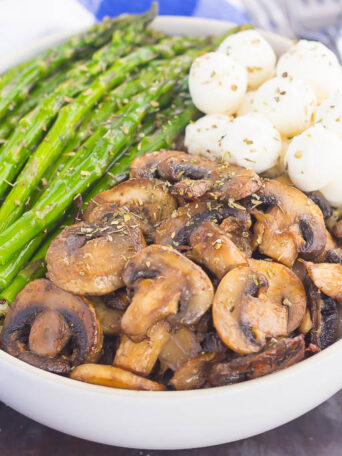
[121,245,214,341]
[213,267,289,354]
[253,179,327,267]
[209,335,305,386]
[1,279,103,374]
[46,221,146,295]
[84,178,177,242]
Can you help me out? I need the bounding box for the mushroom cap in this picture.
[121,245,214,341]
[213,266,288,354]
[130,150,180,179]
[155,200,246,249]
[209,335,305,386]
[46,221,146,295]
[253,179,327,266]
[303,261,342,301]
[306,280,338,350]
[1,279,103,374]
[170,352,220,390]
[190,221,248,279]
[249,259,306,333]
[84,178,177,232]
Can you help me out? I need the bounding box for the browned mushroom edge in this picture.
[209,335,305,387]
[46,220,146,295]
[0,279,103,375]
[306,279,338,350]
[155,200,247,249]
[84,178,177,243]
[253,179,327,267]
[131,150,262,202]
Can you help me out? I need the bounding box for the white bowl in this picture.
[1,16,341,450]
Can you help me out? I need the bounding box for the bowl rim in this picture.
[0,14,338,400]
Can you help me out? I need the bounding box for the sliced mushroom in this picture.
[84,178,177,242]
[1,279,103,374]
[158,327,201,372]
[157,151,261,202]
[102,288,131,311]
[170,352,219,390]
[248,259,306,333]
[155,201,246,249]
[303,261,342,300]
[209,335,305,386]
[189,222,248,279]
[327,247,342,265]
[213,267,288,354]
[114,321,170,376]
[315,230,337,263]
[306,280,338,349]
[220,214,253,257]
[307,191,333,219]
[91,298,123,336]
[71,364,166,391]
[130,150,180,178]
[333,220,342,239]
[46,221,146,295]
[121,245,214,341]
[253,179,327,267]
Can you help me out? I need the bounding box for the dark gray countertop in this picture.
[1,389,342,456]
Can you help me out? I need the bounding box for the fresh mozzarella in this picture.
[218,30,276,89]
[285,125,342,192]
[321,177,342,207]
[315,90,342,140]
[277,40,342,102]
[219,113,282,173]
[184,114,232,159]
[188,52,247,115]
[253,77,316,137]
[237,90,256,116]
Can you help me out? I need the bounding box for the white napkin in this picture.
[0,0,95,57]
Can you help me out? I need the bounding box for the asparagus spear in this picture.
[0,69,70,142]
[42,55,193,186]
[0,232,46,290]
[0,97,197,303]
[0,37,195,230]
[0,61,191,263]
[0,7,154,120]
[0,18,154,203]
[0,61,30,91]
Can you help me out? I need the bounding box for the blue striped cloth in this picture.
[80,0,249,23]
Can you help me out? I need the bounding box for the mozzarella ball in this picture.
[277,40,342,102]
[237,90,256,116]
[189,52,247,115]
[285,125,342,192]
[321,176,342,207]
[185,114,232,160]
[218,30,276,89]
[219,113,282,173]
[315,90,342,140]
[253,77,316,137]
